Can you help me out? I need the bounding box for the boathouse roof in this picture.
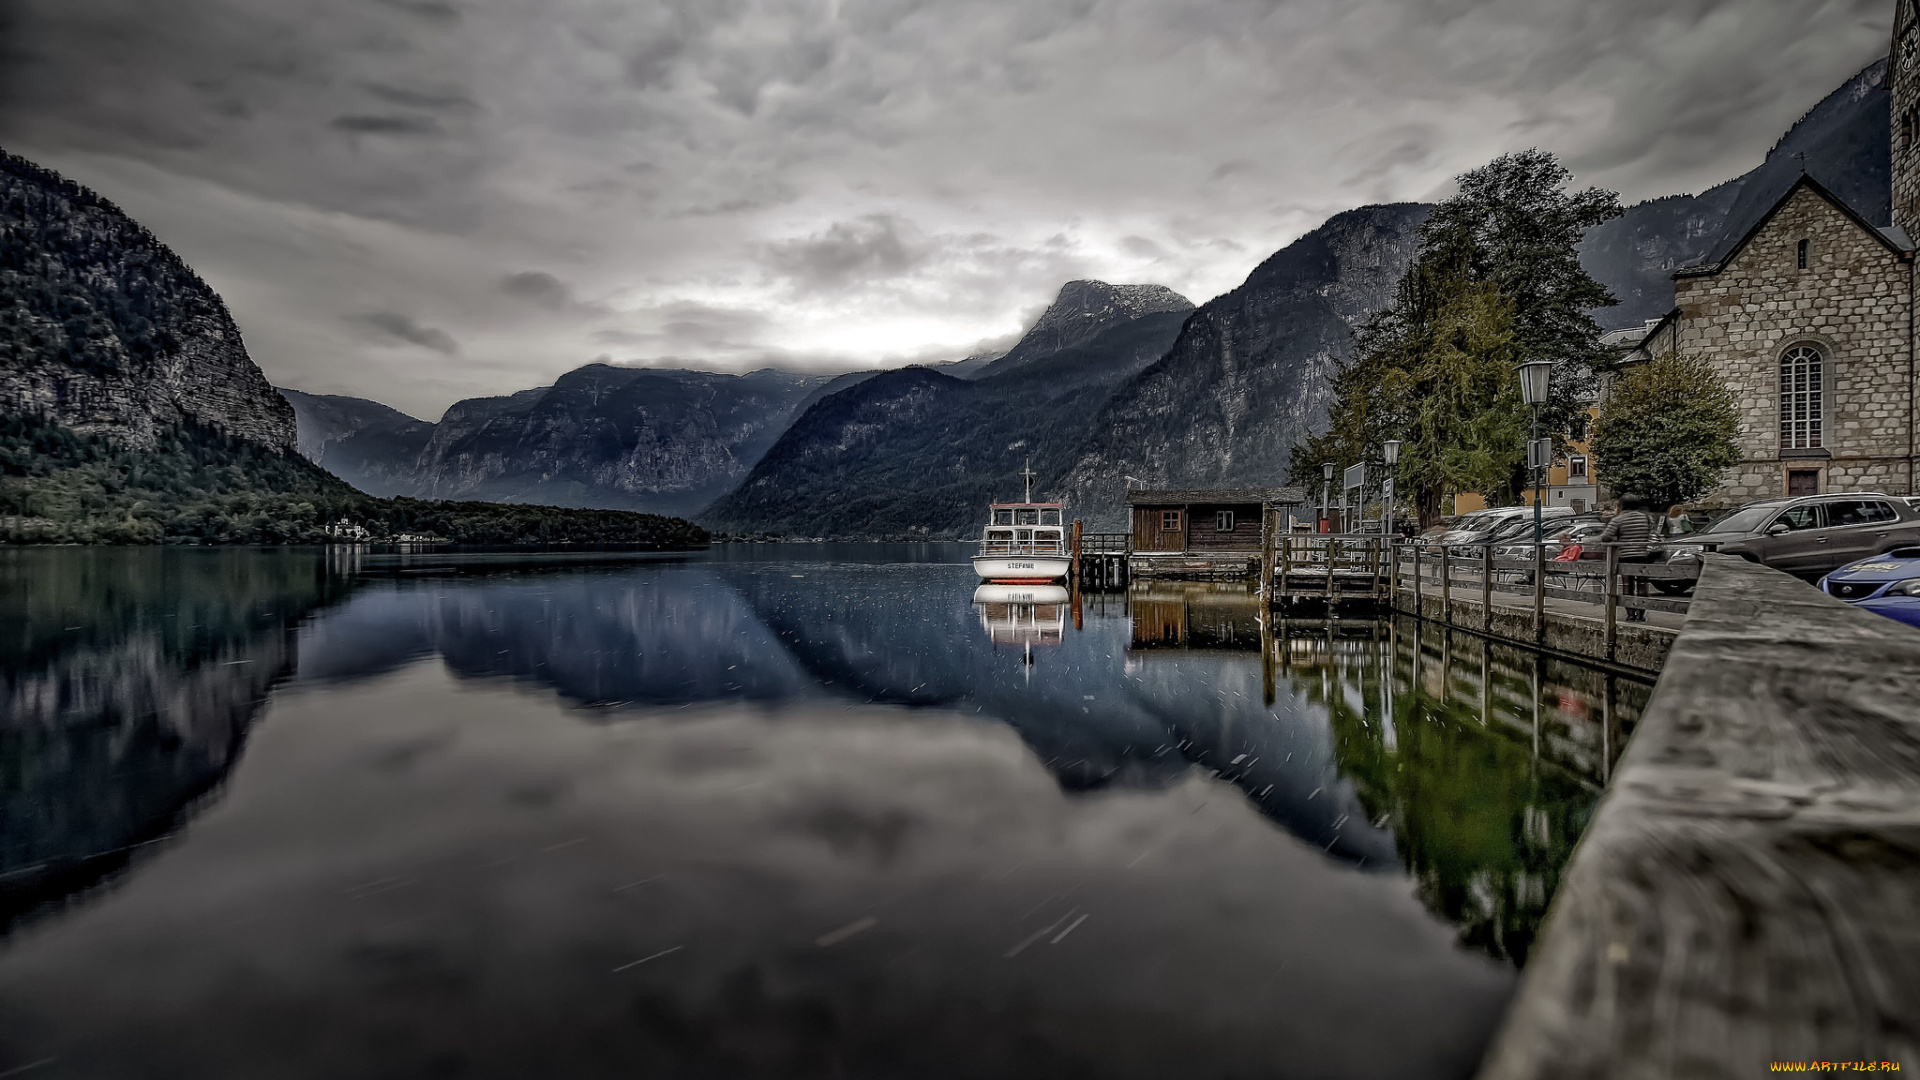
[1124,487,1306,506]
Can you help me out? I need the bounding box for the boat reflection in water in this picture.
[972,583,1071,652]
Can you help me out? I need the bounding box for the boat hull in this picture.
[972,555,1071,582]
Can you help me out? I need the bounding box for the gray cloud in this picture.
[330,114,444,136]
[500,271,572,308]
[760,215,923,293]
[0,0,1893,419]
[354,311,460,354]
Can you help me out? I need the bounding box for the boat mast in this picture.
[1021,456,1036,503]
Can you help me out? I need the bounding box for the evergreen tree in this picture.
[1290,150,1623,525]
[1591,354,1740,508]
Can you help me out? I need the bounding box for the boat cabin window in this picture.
[1016,508,1039,526]
[986,529,1014,541]
[1016,529,1032,541]
[1039,509,1061,525]
[993,509,1014,526]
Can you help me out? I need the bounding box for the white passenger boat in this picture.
[972,463,1072,583]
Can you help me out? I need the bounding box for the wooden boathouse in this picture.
[1126,488,1306,580]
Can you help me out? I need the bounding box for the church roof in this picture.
[1673,173,1913,279]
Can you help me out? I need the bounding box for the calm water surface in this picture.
[0,544,1651,1079]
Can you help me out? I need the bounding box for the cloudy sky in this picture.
[0,0,1893,420]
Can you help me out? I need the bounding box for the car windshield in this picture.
[1705,504,1786,536]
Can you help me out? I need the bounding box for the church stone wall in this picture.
[1672,185,1915,505]
[1893,5,1920,237]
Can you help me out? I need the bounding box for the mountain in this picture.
[0,148,296,452]
[1581,58,1890,330]
[278,388,434,498]
[0,152,705,547]
[702,295,1196,538]
[1054,204,1432,523]
[399,366,834,517]
[974,281,1194,379]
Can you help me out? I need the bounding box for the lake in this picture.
[0,544,1650,1079]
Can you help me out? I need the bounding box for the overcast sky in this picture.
[0,0,1893,420]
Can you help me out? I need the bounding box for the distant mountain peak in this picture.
[982,280,1194,378]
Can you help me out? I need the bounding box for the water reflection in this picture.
[0,548,354,933]
[1271,617,1646,965]
[0,546,1653,1079]
[971,584,1070,648]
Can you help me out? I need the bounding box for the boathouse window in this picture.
[1161,511,1181,531]
[1216,510,1236,532]
[1797,239,1810,269]
[1780,343,1825,449]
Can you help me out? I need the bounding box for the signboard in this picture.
[1343,463,1366,491]
[1381,478,1394,499]
[1527,438,1553,469]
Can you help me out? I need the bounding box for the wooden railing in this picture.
[1078,532,1130,555]
[1393,540,1692,645]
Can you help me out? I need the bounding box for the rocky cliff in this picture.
[278,388,435,498]
[1052,204,1431,524]
[0,149,296,452]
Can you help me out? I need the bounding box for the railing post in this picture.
[1440,545,1451,626]
[1412,543,1422,617]
[1534,541,1547,645]
[1326,536,1336,606]
[1605,544,1619,661]
[1281,530,1292,608]
[1482,542,1493,632]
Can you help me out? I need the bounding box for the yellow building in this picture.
[1449,403,1602,517]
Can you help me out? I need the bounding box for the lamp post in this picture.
[1321,462,1334,534]
[1382,439,1402,540]
[1518,361,1554,545]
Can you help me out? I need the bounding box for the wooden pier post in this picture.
[1260,507,1278,603]
[1070,519,1083,586]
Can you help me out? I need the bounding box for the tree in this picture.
[1591,353,1739,508]
[1290,150,1623,526]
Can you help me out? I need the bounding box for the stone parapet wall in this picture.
[1477,555,1920,1077]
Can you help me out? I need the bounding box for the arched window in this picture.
[1797,239,1810,269]
[1780,344,1825,450]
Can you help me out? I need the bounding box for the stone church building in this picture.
[1623,0,1920,504]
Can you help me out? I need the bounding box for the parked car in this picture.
[1440,506,1576,557]
[1662,493,1920,584]
[1493,517,1606,562]
[1818,547,1920,629]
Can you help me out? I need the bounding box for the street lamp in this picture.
[1518,361,1554,544]
[1321,462,1335,534]
[1382,439,1402,540]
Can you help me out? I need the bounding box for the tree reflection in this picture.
[0,548,359,934]
[1272,618,1650,966]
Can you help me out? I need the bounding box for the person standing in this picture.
[1600,495,1656,622]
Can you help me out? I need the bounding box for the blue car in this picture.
[1819,547,1920,629]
